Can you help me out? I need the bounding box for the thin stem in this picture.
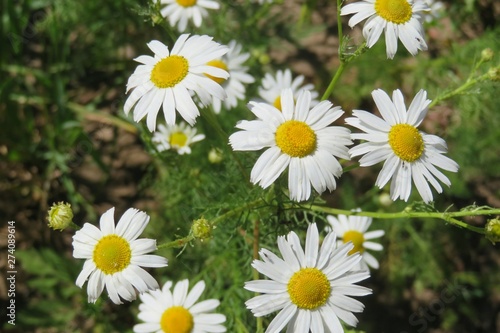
[201,106,250,183]
[429,71,491,108]
[305,205,496,234]
[157,198,267,249]
[211,198,266,226]
[253,219,263,333]
[321,0,345,101]
[342,161,360,173]
[322,42,368,101]
[337,0,343,53]
[69,221,81,230]
[322,62,346,101]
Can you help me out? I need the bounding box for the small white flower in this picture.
[152,122,205,155]
[258,68,319,111]
[160,0,220,32]
[124,34,228,132]
[327,213,385,270]
[346,88,459,203]
[198,40,255,113]
[133,279,226,333]
[422,0,445,23]
[229,88,352,202]
[341,0,429,59]
[72,207,168,304]
[245,223,371,333]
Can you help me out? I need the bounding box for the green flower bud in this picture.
[191,218,213,242]
[378,193,392,207]
[480,48,494,62]
[47,202,73,231]
[208,148,223,164]
[485,218,500,244]
[151,14,163,25]
[488,67,500,82]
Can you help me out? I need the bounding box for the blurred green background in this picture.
[1,0,499,332]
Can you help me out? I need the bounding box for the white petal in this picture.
[265,304,297,333]
[99,207,116,235]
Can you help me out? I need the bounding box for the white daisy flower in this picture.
[124,34,228,132]
[326,213,385,270]
[258,69,319,112]
[346,88,459,203]
[152,122,205,155]
[422,0,445,23]
[72,207,168,304]
[160,0,219,32]
[341,0,429,59]
[229,88,352,202]
[245,223,371,333]
[133,279,226,333]
[198,40,255,113]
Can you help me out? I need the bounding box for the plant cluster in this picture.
[2,0,499,332]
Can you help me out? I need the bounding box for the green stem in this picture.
[157,198,267,249]
[429,71,491,108]
[211,198,266,226]
[253,219,263,333]
[321,42,368,101]
[305,205,496,234]
[322,62,346,101]
[201,106,250,183]
[341,162,360,173]
[337,0,344,53]
[157,235,195,250]
[69,221,81,230]
[321,0,345,101]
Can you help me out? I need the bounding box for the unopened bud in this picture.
[485,218,500,244]
[379,193,392,207]
[488,67,500,81]
[192,218,213,242]
[151,14,163,25]
[47,202,73,231]
[251,49,270,65]
[480,48,494,62]
[208,148,223,164]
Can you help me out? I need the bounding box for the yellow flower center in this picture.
[287,268,331,310]
[273,96,282,111]
[374,0,413,24]
[92,235,131,275]
[170,131,188,148]
[388,123,424,162]
[160,306,194,333]
[275,120,317,158]
[204,59,228,85]
[151,55,189,89]
[343,230,365,255]
[176,0,197,7]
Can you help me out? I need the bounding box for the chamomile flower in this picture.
[152,122,205,155]
[258,69,319,111]
[160,0,219,32]
[124,34,228,132]
[341,0,429,59]
[198,40,255,113]
[326,213,385,270]
[133,279,226,333]
[245,223,371,333]
[72,207,168,304]
[229,88,352,202]
[422,0,445,23]
[346,88,459,203]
